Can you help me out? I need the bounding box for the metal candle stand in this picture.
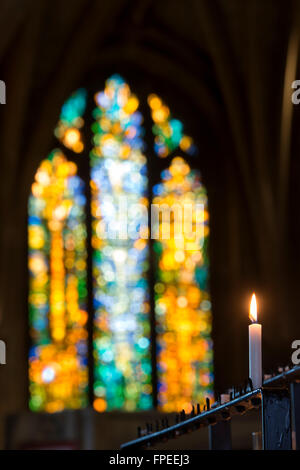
[120,365,300,450]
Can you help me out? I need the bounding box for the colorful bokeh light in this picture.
[28,149,88,412]
[148,94,196,158]
[153,157,213,412]
[91,75,152,411]
[54,89,87,153]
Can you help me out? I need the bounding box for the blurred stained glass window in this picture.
[28,150,88,412]
[28,75,213,414]
[54,88,87,153]
[91,76,152,411]
[148,93,196,158]
[153,157,213,412]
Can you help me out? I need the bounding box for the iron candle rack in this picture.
[120,365,300,450]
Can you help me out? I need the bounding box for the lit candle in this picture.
[248,293,262,389]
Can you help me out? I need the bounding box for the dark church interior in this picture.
[0,0,300,452]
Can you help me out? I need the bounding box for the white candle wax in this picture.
[249,322,262,389]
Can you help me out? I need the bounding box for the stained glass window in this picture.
[28,150,88,412]
[148,94,196,158]
[28,75,213,414]
[91,75,151,411]
[54,89,87,153]
[153,157,213,412]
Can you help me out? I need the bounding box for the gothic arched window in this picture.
[28,75,213,413]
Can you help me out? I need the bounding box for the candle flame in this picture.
[249,293,257,323]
